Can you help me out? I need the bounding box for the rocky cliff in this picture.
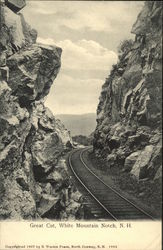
[0,2,82,220]
[93,2,162,181]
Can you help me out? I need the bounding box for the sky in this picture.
[22,1,144,115]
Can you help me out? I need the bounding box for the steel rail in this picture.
[68,149,118,221]
[80,147,155,221]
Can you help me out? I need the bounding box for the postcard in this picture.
[0,1,162,249]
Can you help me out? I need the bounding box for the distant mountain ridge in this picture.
[55,113,96,136]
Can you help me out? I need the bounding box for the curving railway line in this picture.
[68,147,155,221]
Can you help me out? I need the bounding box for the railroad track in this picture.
[68,147,155,221]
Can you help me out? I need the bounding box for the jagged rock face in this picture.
[7,44,62,104]
[0,2,81,220]
[93,2,162,180]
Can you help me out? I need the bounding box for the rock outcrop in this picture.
[93,2,162,181]
[0,2,82,220]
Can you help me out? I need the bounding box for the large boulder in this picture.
[32,132,62,178]
[124,151,140,172]
[6,44,61,105]
[37,194,59,217]
[131,145,154,179]
[147,141,162,179]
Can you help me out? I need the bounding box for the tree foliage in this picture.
[118,39,134,58]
